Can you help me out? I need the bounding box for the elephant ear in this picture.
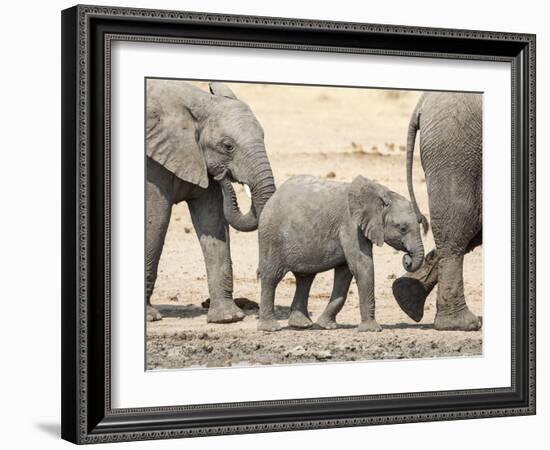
[146,81,208,188]
[348,176,391,247]
[209,82,238,99]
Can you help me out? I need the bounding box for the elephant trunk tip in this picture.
[402,251,424,273]
[403,254,413,272]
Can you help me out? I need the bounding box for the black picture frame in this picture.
[61,4,536,444]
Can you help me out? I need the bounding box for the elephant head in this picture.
[348,175,424,272]
[146,80,276,231]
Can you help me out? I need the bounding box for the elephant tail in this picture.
[407,104,429,235]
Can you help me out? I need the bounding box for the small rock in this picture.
[203,345,213,353]
[199,332,209,340]
[169,294,179,302]
[314,350,332,360]
[325,171,336,178]
[286,346,307,357]
[184,227,191,233]
[387,273,396,280]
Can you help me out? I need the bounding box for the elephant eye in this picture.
[222,141,235,152]
[399,223,408,233]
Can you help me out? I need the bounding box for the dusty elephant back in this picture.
[260,175,349,236]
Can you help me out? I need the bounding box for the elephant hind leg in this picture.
[288,273,315,329]
[317,265,353,330]
[434,253,481,331]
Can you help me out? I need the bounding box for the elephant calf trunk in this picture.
[402,243,424,273]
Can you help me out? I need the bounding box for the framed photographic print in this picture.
[61,4,536,444]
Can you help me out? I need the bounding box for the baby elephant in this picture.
[257,175,425,332]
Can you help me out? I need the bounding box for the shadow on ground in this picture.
[154,304,206,319]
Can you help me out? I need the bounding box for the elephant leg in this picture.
[187,183,244,324]
[344,243,381,332]
[392,249,439,322]
[433,253,481,331]
[393,227,481,323]
[258,270,284,332]
[428,181,481,331]
[317,265,353,330]
[145,164,173,322]
[288,273,315,329]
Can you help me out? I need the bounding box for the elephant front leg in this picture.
[257,274,283,332]
[433,254,481,331]
[392,249,439,322]
[347,254,381,332]
[188,186,244,324]
[317,265,352,330]
[288,274,315,329]
[145,174,173,322]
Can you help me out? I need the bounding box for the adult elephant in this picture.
[392,92,482,331]
[146,80,276,323]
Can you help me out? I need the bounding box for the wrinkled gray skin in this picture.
[392,92,482,331]
[146,80,275,323]
[257,175,425,332]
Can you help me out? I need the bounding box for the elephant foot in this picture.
[392,277,428,322]
[357,319,382,332]
[147,305,162,322]
[288,310,313,329]
[316,315,338,330]
[207,300,245,324]
[257,318,282,332]
[434,307,481,331]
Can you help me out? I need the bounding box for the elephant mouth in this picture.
[225,170,252,199]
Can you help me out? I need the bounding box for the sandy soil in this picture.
[147,82,482,370]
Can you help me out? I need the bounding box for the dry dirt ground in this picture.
[147,82,482,370]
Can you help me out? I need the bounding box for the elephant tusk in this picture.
[244,184,252,199]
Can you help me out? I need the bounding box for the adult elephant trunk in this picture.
[219,158,276,232]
